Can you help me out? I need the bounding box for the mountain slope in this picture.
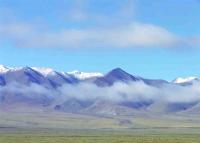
[1,65,200,116]
[94,68,168,87]
[94,68,140,86]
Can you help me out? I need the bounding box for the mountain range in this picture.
[0,65,200,116]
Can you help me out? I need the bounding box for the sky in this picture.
[1,0,200,81]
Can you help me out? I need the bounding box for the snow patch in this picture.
[173,77,199,84]
[68,70,103,80]
[0,65,10,73]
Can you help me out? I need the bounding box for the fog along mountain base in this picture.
[1,65,200,129]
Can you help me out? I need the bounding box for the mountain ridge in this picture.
[1,65,200,116]
[1,65,199,83]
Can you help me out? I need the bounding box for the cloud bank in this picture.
[1,81,200,104]
[1,0,200,49]
[58,81,200,103]
[0,21,183,49]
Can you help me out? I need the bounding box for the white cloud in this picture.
[57,81,200,103]
[1,81,200,104]
[0,21,181,49]
[1,0,200,49]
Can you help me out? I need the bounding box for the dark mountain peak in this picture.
[107,68,130,76]
[106,67,138,81]
[108,67,126,74]
[111,67,124,72]
[94,68,140,86]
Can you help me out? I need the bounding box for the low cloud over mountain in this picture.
[1,65,200,115]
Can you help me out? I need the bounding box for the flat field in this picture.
[1,111,200,143]
[0,134,200,143]
[0,128,200,143]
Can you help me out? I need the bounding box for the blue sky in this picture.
[1,0,200,81]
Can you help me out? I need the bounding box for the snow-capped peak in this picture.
[0,65,10,73]
[67,70,103,80]
[173,76,199,84]
[32,67,54,76]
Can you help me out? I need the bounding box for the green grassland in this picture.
[1,111,200,143]
[1,127,200,143]
[0,135,200,143]
[1,110,200,129]
[0,129,200,143]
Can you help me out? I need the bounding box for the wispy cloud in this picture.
[0,21,182,49]
[61,0,137,25]
[0,0,200,49]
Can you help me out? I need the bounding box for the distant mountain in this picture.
[94,68,168,87]
[1,66,47,85]
[1,65,200,116]
[147,101,198,113]
[0,66,78,88]
[82,100,137,116]
[94,68,140,86]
